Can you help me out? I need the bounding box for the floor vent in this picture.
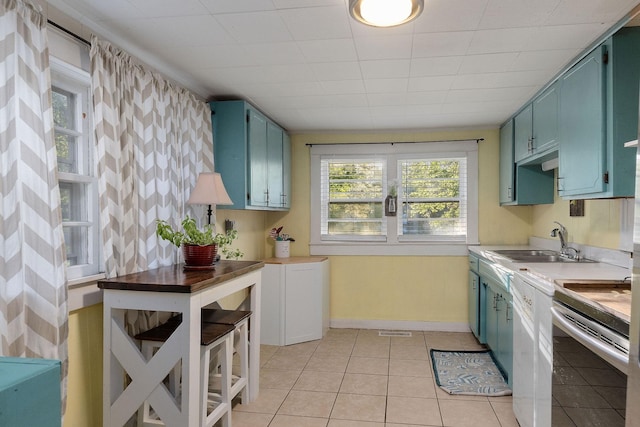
[378,331,412,337]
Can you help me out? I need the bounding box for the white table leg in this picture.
[249,279,262,401]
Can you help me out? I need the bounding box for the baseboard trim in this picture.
[330,318,471,333]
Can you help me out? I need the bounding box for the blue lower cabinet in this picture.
[481,276,514,386]
[0,357,61,427]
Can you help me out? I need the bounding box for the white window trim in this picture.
[310,141,479,256]
[51,56,103,280]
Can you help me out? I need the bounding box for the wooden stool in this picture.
[135,320,235,427]
[201,309,251,403]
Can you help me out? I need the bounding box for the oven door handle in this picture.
[551,306,628,374]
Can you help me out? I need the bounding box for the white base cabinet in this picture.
[261,257,329,346]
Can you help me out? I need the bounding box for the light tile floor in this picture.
[229,329,519,427]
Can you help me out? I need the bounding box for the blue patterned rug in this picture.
[430,349,512,396]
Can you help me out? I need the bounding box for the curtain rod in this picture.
[305,138,484,147]
[47,20,91,46]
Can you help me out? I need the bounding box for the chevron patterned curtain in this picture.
[90,37,214,332]
[0,0,69,411]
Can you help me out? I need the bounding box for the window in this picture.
[310,141,478,256]
[51,57,101,280]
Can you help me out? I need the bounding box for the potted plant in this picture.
[156,216,243,266]
[269,226,295,258]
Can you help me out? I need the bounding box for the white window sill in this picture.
[68,273,105,312]
[309,242,474,256]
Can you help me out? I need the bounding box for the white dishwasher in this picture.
[512,271,554,427]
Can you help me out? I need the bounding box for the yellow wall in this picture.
[64,305,103,427]
[531,176,626,250]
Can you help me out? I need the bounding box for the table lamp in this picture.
[187,172,233,224]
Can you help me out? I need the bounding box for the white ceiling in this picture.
[48,0,640,133]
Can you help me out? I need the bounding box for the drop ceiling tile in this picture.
[57,0,145,21]
[147,15,235,47]
[414,0,488,33]
[198,0,276,14]
[408,75,455,92]
[406,90,449,105]
[364,78,408,93]
[311,62,362,81]
[360,60,411,79]
[255,93,367,109]
[299,107,373,129]
[158,45,254,70]
[243,42,306,65]
[403,104,444,116]
[445,87,537,104]
[273,0,345,7]
[509,49,580,71]
[127,0,209,17]
[545,0,637,25]
[523,23,609,50]
[215,11,293,43]
[412,32,475,58]
[259,63,317,83]
[441,100,515,114]
[451,70,550,90]
[297,39,358,63]
[409,56,463,77]
[478,0,560,29]
[348,18,415,37]
[367,92,407,107]
[353,34,414,60]
[239,81,325,98]
[467,28,537,54]
[458,53,519,74]
[279,5,352,40]
[320,80,367,94]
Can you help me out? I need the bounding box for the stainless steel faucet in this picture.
[550,221,580,259]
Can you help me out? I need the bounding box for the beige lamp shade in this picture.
[187,172,233,206]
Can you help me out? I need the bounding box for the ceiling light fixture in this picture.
[349,0,424,28]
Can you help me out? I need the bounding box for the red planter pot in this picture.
[182,244,217,266]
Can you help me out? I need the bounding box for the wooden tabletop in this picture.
[97,260,264,293]
[263,256,328,264]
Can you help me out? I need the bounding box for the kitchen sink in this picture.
[492,249,594,263]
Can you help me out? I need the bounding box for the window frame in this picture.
[51,56,102,280]
[310,141,478,256]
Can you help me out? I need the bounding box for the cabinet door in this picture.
[499,120,515,204]
[282,132,291,209]
[285,263,323,344]
[483,280,499,352]
[468,270,480,340]
[513,104,532,163]
[497,294,513,384]
[260,264,285,345]
[532,81,559,154]
[558,46,606,196]
[267,122,284,208]
[248,109,268,206]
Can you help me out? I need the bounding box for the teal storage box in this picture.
[0,357,61,427]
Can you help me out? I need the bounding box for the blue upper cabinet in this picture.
[558,47,606,196]
[499,120,515,204]
[514,82,560,165]
[211,100,291,211]
[558,28,640,199]
[500,118,554,206]
[532,82,560,156]
[513,104,532,163]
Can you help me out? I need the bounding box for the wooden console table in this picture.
[98,260,263,427]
